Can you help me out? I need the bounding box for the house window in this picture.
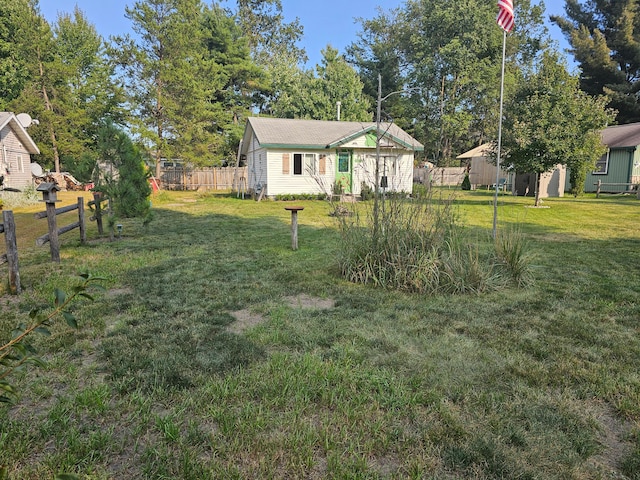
[304,154,316,175]
[293,153,303,175]
[292,153,317,175]
[382,156,398,176]
[16,155,24,173]
[593,151,609,174]
[338,153,350,173]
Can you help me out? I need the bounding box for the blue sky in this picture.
[38,0,571,68]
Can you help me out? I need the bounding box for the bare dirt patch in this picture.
[228,309,265,334]
[283,294,335,310]
[228,295,335,333]
[107,287,134,297]
[587,402,633,476]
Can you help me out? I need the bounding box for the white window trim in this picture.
[593,150,609,175]
[292,152,317,176]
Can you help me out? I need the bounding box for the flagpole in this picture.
[492,28,507,239]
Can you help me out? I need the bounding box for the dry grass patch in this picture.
[228,308,265,334]
[283,294,335,310]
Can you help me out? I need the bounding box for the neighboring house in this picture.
[0,112,40,191]
[583,123,640,193]
[457,142,566,198]
[239,117,423,198]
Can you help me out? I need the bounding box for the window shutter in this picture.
[319,155,326,175]
[282,153,290,174]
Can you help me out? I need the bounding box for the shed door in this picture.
[336,151,352,193]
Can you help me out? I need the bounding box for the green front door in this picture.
[336,151,352,194]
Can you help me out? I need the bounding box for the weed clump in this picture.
[336,191,532,294]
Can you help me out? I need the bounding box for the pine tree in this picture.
[111,0,216,178]
[552,0,640,124]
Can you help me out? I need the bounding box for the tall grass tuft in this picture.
[494,224,534,287]
[337,190,505,294]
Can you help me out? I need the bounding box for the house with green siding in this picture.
[584,123,640,193]
[239,118,423,199]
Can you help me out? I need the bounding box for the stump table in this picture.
[284,206,304,250]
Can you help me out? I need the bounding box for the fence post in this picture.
[2,210,21,294]
[596,180,601,198]
[93,192,104,235]
[36,183,61,262]
[78,197,86,244]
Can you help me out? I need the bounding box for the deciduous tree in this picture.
[501,52,614,205]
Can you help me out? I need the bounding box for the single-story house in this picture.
[583,123,640,193]
[457,142,566,197]
[0,112,40,191]
[239,117,424,198]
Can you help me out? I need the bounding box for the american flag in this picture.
[497,0,515,32]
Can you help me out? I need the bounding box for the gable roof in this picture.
[0,112,40,154]
[243,117,424,152]
[601,123,640,149]
[456,143,493,159]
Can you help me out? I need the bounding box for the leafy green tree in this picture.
[552,0,640,124]
[270,47,371,121]
[501,52,614,205]
[349,0,549,164]
[0,0,31,108]
[6,3,123,175]
[313,47,372,121]
[4,0,64,171]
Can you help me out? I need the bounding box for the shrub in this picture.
[461,173,471,191]
[94,121,152,219]
[360,182,374,201]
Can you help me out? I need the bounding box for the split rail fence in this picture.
[0,211,20,294]
[594,180,640,199]
[35,196,86,262]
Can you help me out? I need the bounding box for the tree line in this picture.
[0,0,637,190]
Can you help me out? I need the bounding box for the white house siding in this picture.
[1,124,32,190]
[246,132,267,194]
[266,150,334,197]
[353,151,413,194]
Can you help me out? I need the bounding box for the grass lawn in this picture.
[1,188,639,479]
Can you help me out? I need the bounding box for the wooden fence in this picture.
[594,180,640,199]
[0,210,20,294]
[35,194,86,262]
[160,166,247,191]
[414,167,466,186]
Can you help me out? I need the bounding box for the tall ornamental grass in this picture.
[337,190,531,294]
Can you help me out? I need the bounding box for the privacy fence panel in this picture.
[160,167,247,191]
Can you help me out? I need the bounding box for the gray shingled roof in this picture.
[601,123,640,148]
[246,117,423,151]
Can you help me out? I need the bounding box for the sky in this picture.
[38,0,572,69]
